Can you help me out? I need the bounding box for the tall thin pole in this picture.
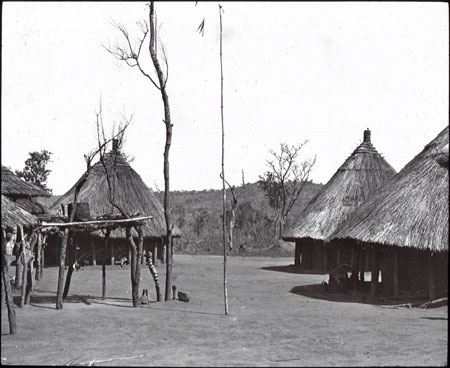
[219,4,229,315]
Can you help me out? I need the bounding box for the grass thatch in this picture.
[15,197,48,215]
[50,149,181,239]
[283,129,396,241]
[331,126,449,253]
[1,194,39,230]
[1,165,51,198]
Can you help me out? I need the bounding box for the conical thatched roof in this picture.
[1,194,39,230]
[1,165,51,198]
[331,126,449,253]
[50,146,181,239]
[283,129,397,241]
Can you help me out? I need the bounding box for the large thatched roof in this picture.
[1,194,39,230]
[1,165,51,198]
[283,129,397,241]
[331,126,449,253]
[50,147,181,239]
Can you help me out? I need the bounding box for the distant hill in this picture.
[155,180,323,255]
[37,195,62,209]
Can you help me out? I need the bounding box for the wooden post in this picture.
[294,241,301,267]
[1,230,17,334]
[370,247,380,297]
[91,238,96,266]
[56,230,69,309]
[110,239,115,266]
[152,241,157,266]
[19,253,27,308]
[161,238,166,264]
[352,246,360,290]
[301,243,308,268]
[322,245,328,271]
[350,247,354,268]
[393,247,399,298]
[165,235,173,301]
[126,227,139,307]
[25,263,33,305]
[336,245,341,266]
[102,231,110,300]
[15,227,24,289]
[359,248,365,283]
[35,233,42,281]
[136,227,144,305]
[365,250,370,272]
[40,236,46,279]
[1,264,4,309]
[63,234,75,300]
[141,241,145,265]
[428,250,436,301]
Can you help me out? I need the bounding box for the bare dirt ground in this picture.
[1,255,447,366]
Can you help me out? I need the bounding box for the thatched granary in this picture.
[49,142,181,265]
[331,126,449,298]
[1,165,50,215]
[1,194,38,230]
[282,129,397,270]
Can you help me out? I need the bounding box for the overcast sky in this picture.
[2,2,448,194]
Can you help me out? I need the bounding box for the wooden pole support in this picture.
[56,230,69,309]
[35,233,42,281]
[110,240,115,266]
[19,254,27,307]
[24,263,33,305]
[1,230,17,334]
[322,246,328,272]
[294,242,301,267]
[370,247,380,297]
[63,234,74,300]
[352,246,360,290]
[359,248,365,283]
[102,231,110,300]
[428,251,436,301]
[393,247,399,298]
[91,238,96,266]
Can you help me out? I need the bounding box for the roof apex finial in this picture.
[363,128,371,143]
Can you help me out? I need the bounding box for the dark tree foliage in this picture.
[15,150,53,194]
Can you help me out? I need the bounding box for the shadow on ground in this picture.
[289,284,433,307]
[261,265,328,275]
[11,289,133,309]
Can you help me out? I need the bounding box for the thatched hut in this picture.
[0,196,37,335]
[282,129,397,271]
[331,126,448,299]
[1,194,39,231]
[1,165,50,215]
[49,141,181,266]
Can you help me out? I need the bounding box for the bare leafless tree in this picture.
[258,142,316,239]
[105,1,174,302]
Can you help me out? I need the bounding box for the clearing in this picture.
[1,255,447,366]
